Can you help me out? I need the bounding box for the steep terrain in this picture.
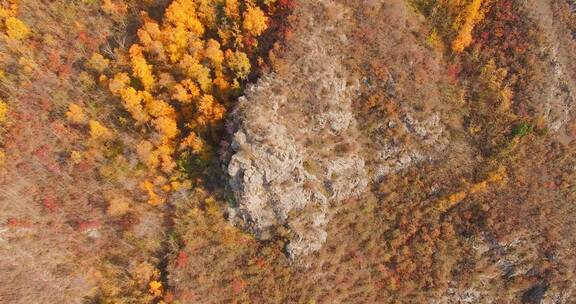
[226,0,460,260]
[1,0,576,303]
[220,0,576,302]
[525,0,576,142]
[226,0,368,259]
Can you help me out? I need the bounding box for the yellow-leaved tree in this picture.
[91,0,272,206]
[0,98,7,123]
[243,5,268,36]
[66,103,87,124]
[1,1,30,40]
[451,0,492,52]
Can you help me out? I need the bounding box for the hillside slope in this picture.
[1,0,576,303]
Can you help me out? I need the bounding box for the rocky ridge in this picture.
[225,0,452,259]
[226,0,367,259]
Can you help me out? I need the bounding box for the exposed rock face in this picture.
[525,0,576,141]
[226,0,367,259]
[372,112,448,182]
[225,0,453,259]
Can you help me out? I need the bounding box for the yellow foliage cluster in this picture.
[243,5,269,36]
[140,179,164,206]
[88,53,110,73]
[0,99,7,167]
[89,119,113,141]
[451,0,492,52]
[107,196,132,216]
[0,0,17,19]
[18,55,36,74]
[5,16,29,40]
[96,260,164,303]
[436,165,507,212]
[148,280,162,298]
[97,0,271,206]
[66,103,87,124]
[0,1,30,40]
[70,150,83,164]
[225,49,251,81]
[129,45,155,91]
[101,0,128,17]
[426,29,443,50]
[479,59,513,110]
[178,190,252,249]
[0,98,7,123]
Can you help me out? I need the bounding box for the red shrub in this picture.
[77,220,101,232]
[231,278,246,294]
[176,250,188,268]
[6,218,33,229]
[43,195,59,212]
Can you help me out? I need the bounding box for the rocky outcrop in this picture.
[226,0,367,259]
[525,0,576,141]
[372,112,448,182]
[224,0,452,259]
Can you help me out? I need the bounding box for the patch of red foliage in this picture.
[163,292,175,303]
[252,256,266,270]
[231,278,246,294]
[176,250,188,268]
[277,0,297,10]
[447,63,462,83]
[33,144,62,175]
[77,31,99,51]
[462,0,538,116]
[473,0,532,71]
[6,218,34,229]
[42,194,59,212]
[76,160,94,173]
[77,220,101,232]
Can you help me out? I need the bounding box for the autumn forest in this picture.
[1,0,576,303]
